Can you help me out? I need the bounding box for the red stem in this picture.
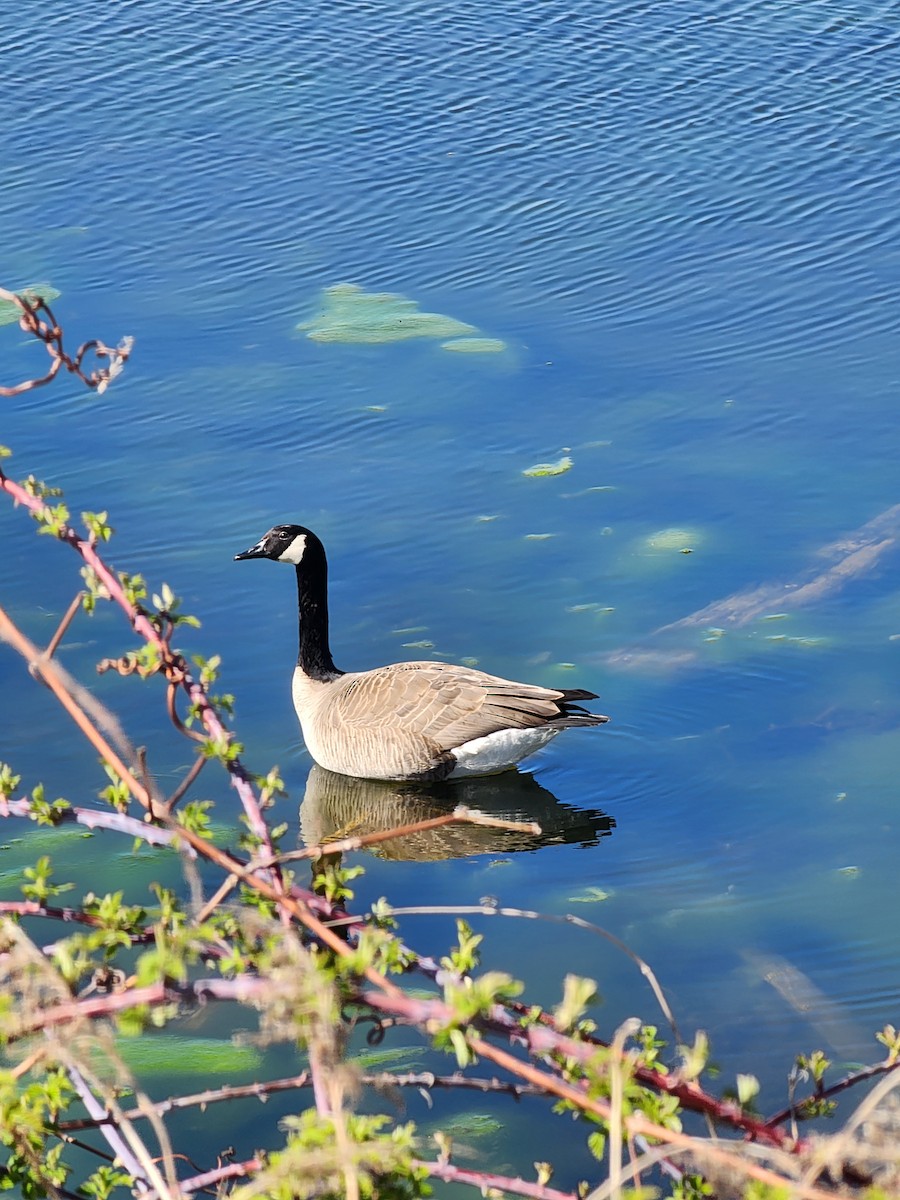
[0,470,282,879]
[417,1160,576,1200]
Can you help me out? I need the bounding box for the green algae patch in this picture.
[1,826,92,854]
[764,634,829,648]
[440,336,507,353]
[352,1044,424,1071]
[643,528,703,553]
[568,886,612,904]
[523,455,573,478]
[301,283,476,344]
[0,284,61,326]
[114,1037,264,1077]
[429,1112,503,1140]
[0,869,29,896]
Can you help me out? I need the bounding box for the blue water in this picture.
[3,0,900,1186]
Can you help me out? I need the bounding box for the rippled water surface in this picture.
[3,0,900,1187]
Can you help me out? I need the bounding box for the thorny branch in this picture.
[0,288,133,397]
[0,469,287,889]
[0,793,187,850]
[56,1069,544,1134]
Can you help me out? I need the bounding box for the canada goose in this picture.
[235,524,609,781]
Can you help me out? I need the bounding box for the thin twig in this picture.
[43,591,85,661]
[416,1159,576,1200]
[0,900,153,940]
[0,794,192,853]
[339,900,679,1044]
[608,1019,641,1200]
[589,1144,684,1200]
[62,1061,156,1194]
[0,601,154,786]
[269,806,541,865]
[174,1156,262,1196]
[58,1070,542,1133]
[0,472,286,898]
[162,752,207,815]
[799,1068,900,1190]
[459,1034,833,1200]
[0,602,153,809]
[765,1056,900,1130]
[191,871,241,926]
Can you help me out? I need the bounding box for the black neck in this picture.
[295,543,342,681]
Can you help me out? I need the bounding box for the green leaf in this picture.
[554,973,598,1033]
[678,1030,709,1082]
[736,1073,760,1106]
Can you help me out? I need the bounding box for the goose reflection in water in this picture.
[299,765,615,862]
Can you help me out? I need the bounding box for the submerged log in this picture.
[607,503,900,670]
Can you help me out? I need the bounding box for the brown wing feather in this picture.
[333,661,600,751]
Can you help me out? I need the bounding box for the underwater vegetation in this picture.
[643,528,703,553]
[522,455,574,477]
[439,336,507,353]
[300,283,506,352]
[0,284,61,325]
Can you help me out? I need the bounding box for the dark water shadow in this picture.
[299,765,615,861]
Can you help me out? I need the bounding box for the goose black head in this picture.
[234,524,322,566]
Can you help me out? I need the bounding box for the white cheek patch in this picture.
[278,534,307,565]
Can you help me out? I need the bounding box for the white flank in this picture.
[449,726,561,777]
